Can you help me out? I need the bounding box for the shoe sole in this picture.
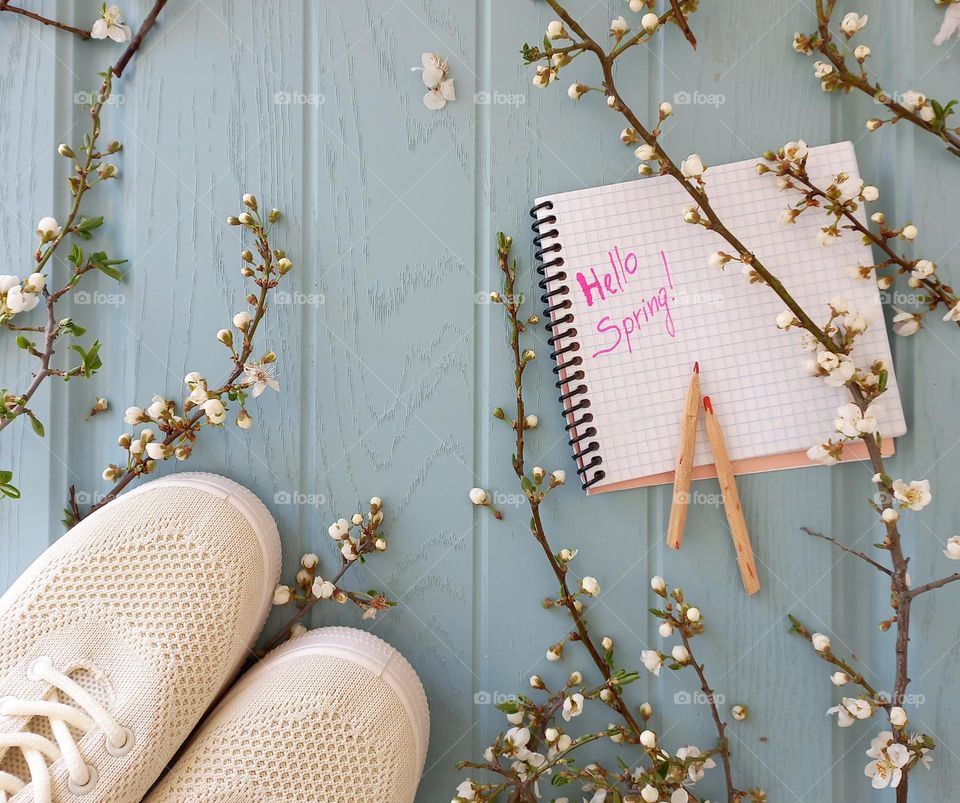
[123,472,282,688]
[222,626,430,801]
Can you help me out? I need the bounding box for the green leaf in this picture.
[29,414,44,438]
[15,335,32,350]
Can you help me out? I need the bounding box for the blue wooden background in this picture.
[0,1,958,800]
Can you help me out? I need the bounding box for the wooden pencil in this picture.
[666,362,700,550]
[702,395,761,595]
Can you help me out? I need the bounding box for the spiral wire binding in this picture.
[530,201,605,490]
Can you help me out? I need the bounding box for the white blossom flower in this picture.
[91,5,131,42]
[812,632,831,652]
[341,541,358,561]
[642,12,660,32]
[841,12,868,34]
[865,737,908,789]
[834,402,878,438]
[24,273,45,293]
[532,66,556,88]
[707,251,729,270]
[831,671,849,686]
[808,441,839,466]
[892,478,932,511]
[610,16,629,36]
[680,154,705,178]
[580,576,601,597]
[456,779,477,800]
[242,361,280,397]
[675,745,716,782]
[892,308,921,337]
[854,44,872,60]
[145,442,168,460]
[650,576,665,593]
[561,693,584,721]
[943,535,960,560]
[36,217,60,240]
[658,621,673,637]
[546,20,567,40]
[201,397,227,425]
[328,518,350,540]
[635,143,656,161]
[272,585,291,605]
[828,698,866,727]
[783,139,808,162]
[776,310,797,329]
[4,285,38,313]
[640,784,658,802]
[232,311,251,331]
[639,729,656,748]
[641,649,663,676]
[882,507,900,524]
[671,791,689,803]
[814,60,834,78]
[671,644,690,664]
[310,577,335,600]
[686,607,701,622]
[468,487,488,505]
[568,83,589,101]
[551,469,566,485]
[889,706,908,728]
[659,100,672,116]
[817,228,837,246]
[0,275,18,295]
[942,301,960,323]
[901,224,918,241]
[910,260,935,284]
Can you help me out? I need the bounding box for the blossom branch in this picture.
[112,0,167,77]
[794,0,960,157]
[802,527,893,576]
[69,196,293,522]
[1,72,125,500]
[907,572,960,598]
[260,497,392,655]
[0,1,91,39]
[526,4,958,798]
[788,615,882,700]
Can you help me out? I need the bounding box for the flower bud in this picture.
[57,144,75,158]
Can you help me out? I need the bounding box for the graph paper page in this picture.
[534,142,907,489]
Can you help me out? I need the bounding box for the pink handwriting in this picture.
[590,250,676,359]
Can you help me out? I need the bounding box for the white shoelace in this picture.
[0,658,128,802]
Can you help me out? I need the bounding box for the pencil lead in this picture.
[703,395,713,413]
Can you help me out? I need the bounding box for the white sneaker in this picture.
[0,473,280,803]
[143,627,430,803]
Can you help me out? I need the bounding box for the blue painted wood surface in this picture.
[0,1,958,800]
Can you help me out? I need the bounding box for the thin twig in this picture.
[113,0,168,77]
[0,2,91,39]
[669,0,697,49]
[908,573,960,599]
[802,527,893,576]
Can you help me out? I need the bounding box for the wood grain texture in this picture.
[0,1,958,800]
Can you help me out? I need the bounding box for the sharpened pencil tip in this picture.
[703,395,713,413]
[693,361,699,374]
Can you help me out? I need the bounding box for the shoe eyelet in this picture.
[104,726,135,756]
[26,656,53,682]
[68,764,98,795]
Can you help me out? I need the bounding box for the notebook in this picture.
[530,141,907,494]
